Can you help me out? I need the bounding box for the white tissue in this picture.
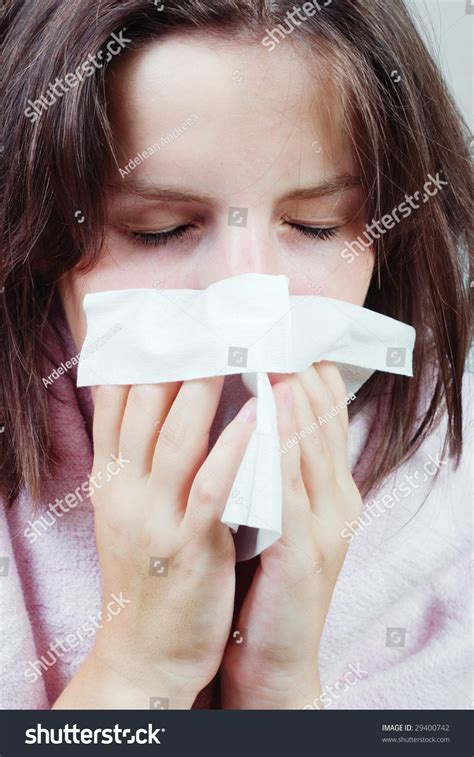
[77,273,415,561]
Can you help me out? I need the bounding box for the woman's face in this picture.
[60,35,374,350]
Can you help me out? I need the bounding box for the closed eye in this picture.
[287,223,338,241]
[128,224,195,246]
[127,221,339,247]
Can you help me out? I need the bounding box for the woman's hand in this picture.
[54,377,256,709]
[220,362,362,709]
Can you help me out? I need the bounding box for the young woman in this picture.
[1,0,471,710]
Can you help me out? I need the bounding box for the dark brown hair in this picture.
[1,0,472,504]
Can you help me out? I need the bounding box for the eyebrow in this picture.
[107,174,361,204]
[282,175,361,201]
[108,181,216,204]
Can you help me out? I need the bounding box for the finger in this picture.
[297,364,349,472]
[119,382,181,478]
[273,382,311,547]
[184,396,257,535]
[287,375,335,506]
[315,361,350,431]
[92,385,130,464]
[149,376,225,508]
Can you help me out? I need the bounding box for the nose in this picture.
[195,206,282,287]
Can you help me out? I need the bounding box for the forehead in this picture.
[107,34,354,194]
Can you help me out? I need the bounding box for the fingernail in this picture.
[237,397,257,423]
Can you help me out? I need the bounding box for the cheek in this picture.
[287,244,375,305]
[90,233,196,288]
[316,246,375,305]
[58,251,133,352]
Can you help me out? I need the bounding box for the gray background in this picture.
[408,0,473,127]
[409,0,473,368]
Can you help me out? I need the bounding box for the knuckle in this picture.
[192,472,220,508]
[286,470,304,494]
[93,496,125,532]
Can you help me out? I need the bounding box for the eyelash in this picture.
[291,223,338,241]
[129,225,194,246]
[128,222,338,247]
